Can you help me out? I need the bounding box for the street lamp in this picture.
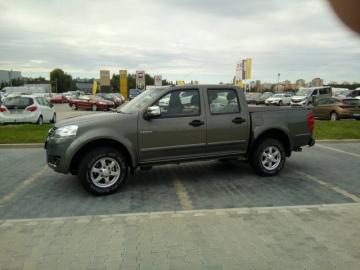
[277,73,280,92]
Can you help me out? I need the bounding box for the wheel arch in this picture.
[249,128,291,157]
[69,138,134,174]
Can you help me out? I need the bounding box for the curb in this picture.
[0,143,43,149]
[316,139,360,143]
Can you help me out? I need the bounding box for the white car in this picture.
[265,93,292,106]
[0,95,56,124]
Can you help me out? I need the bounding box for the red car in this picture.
[50,95,68,104]
[68,96,116,111]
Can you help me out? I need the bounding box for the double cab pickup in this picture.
[45,85,315,195]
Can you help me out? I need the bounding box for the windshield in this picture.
[296,88,310,96]
[273,94,284,98]
[119,89,160,113]
[342,99,360,106]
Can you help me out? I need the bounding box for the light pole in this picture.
[277,73,280,92]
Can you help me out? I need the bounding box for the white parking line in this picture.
[173,178,193,211]
[316,144,360,158]
[296,170,360,203]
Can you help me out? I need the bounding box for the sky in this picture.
[0,0,360,84]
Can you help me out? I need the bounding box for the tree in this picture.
[50,68,72,93]
[111,74,120,92]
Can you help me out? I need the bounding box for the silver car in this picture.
[0,95,56,124]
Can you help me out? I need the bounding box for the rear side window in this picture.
[319,88,331,95]
[208,89,240,114]
[4,97,34,109]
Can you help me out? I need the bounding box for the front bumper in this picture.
[45,134,80,174]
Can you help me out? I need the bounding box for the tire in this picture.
[92,104,97,111]
[50,113,56,124]
[278,100,283,106]
[78,147,128,195]
[72,104,77,110]
[37,115,43,125]
[250,138,286,177]
[330,111,339,121]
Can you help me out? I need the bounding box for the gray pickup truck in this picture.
[45,85,315,195]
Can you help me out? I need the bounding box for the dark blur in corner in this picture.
[328,0,360,34]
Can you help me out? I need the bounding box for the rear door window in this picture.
[207,89,240,114]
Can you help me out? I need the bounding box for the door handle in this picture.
[232,117,246,124]
[189,120,205,127]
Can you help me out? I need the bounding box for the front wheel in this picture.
[78,147,129,195]
[92,104,97,111]
[250,139,285,176]
[278,100,283,106]
[50,113,56,124]
[330,112,339,121]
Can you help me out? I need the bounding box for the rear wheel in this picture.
[278,100,283,106]
[72,104,77,110]
[50,113,56,124]
[37,115,43,125]
[250,138,285,176]
[330,111,339,121]
[78,147,128,195]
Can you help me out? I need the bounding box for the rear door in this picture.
[205,88,250,155]
[138,88,206,162]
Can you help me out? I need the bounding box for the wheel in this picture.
[37,115,43,125]
[78,147,128,195]
[92,104,97,111]
[278,100,283,106]
[330,112,339,121]
[250,138,285,176]
[72,104,77,110]
[50,113,56,124]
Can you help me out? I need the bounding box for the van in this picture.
[291,86,332,106]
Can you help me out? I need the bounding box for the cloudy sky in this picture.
[0,0,360,83]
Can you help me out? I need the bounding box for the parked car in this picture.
[96,93,125,106]
[312,98,360,120]
[0,95,56,124]
[245,92,262,104]
[50,94,68,104]
[256,92,273,104]
[265,93,292,106]
[68,96,116,111]
[291,86,332,106]
[45,85,315,195]
[129,89,143,100]
[347,89,360,100]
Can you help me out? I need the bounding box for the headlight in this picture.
[55,125,78,137]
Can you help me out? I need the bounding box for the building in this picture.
[75,82,93,94]
[0,70,22,84]
[255,80,261,92]
[311,78,323,87]
[296,79,306,87]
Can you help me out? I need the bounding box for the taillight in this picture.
[0,106,7,112]
[307,112,315,133]
[26,105,38,112]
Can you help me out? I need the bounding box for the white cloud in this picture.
[0,0,359,83]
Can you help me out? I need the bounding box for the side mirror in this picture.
[145,106,161,119]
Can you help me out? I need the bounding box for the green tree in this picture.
[50,68,72,93]
[111,74,120,92]
[127,74,136,89]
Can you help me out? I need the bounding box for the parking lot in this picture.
[1,105,360,269]
[1,142,359,219]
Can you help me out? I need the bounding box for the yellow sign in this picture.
[176,80,185,85]
[119,70,128,100]
[235,80,244,89]
[244,58,252,80]
[92,80,98,98]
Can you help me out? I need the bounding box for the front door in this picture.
[138,89,206,163]
[205,88,250,155]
